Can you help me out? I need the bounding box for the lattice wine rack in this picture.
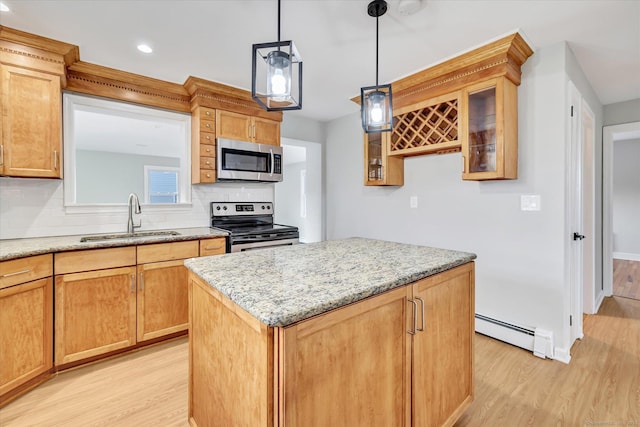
[390,95,460,156]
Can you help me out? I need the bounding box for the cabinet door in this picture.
[137,260,188,342]
[253,117,280,145]
[216,110,251,141]
[1,65,62,178]
[282,286,411,427]
[462,77,517,180]
[55,266,137,365]
[411,263,474,427]
[0,278,53,397]
[364,131,404,186]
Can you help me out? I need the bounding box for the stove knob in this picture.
[223,206,227,211]
[261,205,265,210]
[267,205,271,210]
[216,206,221,211]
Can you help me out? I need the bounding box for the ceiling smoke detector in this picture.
[397,0,422,16]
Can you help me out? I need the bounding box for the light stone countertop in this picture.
[0,227,229,261]
[184,237,476,327]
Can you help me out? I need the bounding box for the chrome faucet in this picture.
[127,193,142,234]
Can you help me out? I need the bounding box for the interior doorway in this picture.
[610,135,640,300]
[603,121,640,301]
[275,138,323,243]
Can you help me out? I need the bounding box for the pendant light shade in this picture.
[252,0,302,111]
[361,0,393,133]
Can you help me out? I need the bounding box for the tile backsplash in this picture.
[0,177,273,240]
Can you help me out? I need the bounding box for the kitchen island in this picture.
[184,238,476,427]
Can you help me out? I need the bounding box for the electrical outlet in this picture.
[410,196,418,209]
[521,195,541,211]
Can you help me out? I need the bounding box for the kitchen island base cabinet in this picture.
[188,262,474,427]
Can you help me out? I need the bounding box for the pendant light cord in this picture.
[375,11,379,87]
[277,0,281,42]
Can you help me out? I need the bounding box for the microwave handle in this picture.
[269,148,274,177]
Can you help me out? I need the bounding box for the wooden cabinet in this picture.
[199,237,226,256]
[0,255,53,404]
[364,131,404,186]
[191,106,216,184]
[0,64,62,178]
[136,241,198,342]
[54,242,201,364]
[461,77,517,180]
[410,263,475,427]
[188,262,474,427]
[54,247,137,365]
[216,110,280,146]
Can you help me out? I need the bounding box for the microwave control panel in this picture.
[273,154,282,174]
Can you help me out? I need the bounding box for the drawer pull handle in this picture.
[54,150,59,170]
[204,246,221,251]
[2,269,30,278]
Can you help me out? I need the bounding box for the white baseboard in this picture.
[613,252,640,261]
[552,347,571,364]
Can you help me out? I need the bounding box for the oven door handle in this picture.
[231,238,299,253]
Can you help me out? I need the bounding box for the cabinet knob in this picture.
[205,161,210,165]
[206,148,211,153]
[205,135,211,141]
[205,111,211,116]
[206,123,211,128]
[206,173,211,178]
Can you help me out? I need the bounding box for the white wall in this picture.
[0,178,273,239]
[325,42,579,357]
[613,139,640,255]
[604,99,640,126]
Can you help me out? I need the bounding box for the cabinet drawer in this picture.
[0,254,53,290]
[199,132,215,145]
[200,118,215,133]
[200,144,215,156]
[54,247,136,275]
[200,170,216,183]
[199,238,226,256]
[199,107,215,120]
[137,240,199,264]
[200,157,215,170]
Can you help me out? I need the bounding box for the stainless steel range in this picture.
[211,202,299,253]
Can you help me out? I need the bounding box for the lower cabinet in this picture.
[0,277,53,401]
[54,241,200,366]
[54,266,137,365]
[188,261,475,427]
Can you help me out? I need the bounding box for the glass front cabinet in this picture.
[461,77,518,180]
[363,131,404,186]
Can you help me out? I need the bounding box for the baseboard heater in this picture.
[475,313,554,359]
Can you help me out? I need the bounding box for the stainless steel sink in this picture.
[80,230,180,242]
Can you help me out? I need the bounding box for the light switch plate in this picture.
[410,196,418,209]
[521,195,541,211]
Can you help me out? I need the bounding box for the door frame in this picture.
[602,121,640,298]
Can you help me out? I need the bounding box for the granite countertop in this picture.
[184,237,476,327]
[0,227,229,261]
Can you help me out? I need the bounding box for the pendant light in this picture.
[361,0,393,133]
[252,0,303,111]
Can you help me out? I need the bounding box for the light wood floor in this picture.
[1,296,639,427]
[613,258,640,300]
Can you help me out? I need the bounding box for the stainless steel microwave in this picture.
[216,138,283,183]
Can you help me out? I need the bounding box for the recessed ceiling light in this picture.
[0,3,10,12]
[137,44,153,54]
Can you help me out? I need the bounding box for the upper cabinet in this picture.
[0,27,78,179]
[216,110,280,146]
[462,77,517,180]
[354,32,533,184]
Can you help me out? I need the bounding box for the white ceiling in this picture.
[2,0,639,122]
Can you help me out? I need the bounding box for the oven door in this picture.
[231,238,299,253]
[217,138,282,182]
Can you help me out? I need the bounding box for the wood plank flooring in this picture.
[613,258,640,300]
[1,296,639,427]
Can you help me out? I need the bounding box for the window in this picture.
[144,166,179,204]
